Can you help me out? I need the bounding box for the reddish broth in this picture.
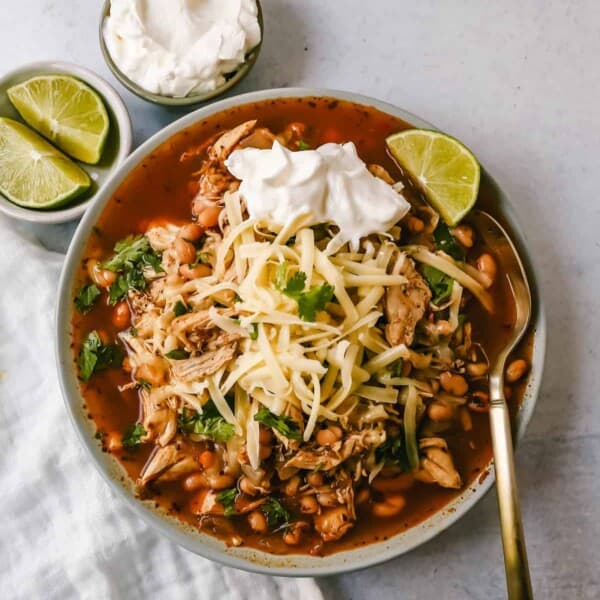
[72,97,531,555]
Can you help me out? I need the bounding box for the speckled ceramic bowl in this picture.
[56,88,546,576]
[99,0,264,106]
[0,61,132,224]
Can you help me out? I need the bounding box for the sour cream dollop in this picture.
[103,0,261,97]
[225,141,411,249]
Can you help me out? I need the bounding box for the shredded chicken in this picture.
[138,441,198,486]
[385,257,432,346]
[140,389,178,447]
[419,437,462,489]
[314,506,354,542]
[171,343,238,381]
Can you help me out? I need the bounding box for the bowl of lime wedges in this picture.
[0,61,132,224]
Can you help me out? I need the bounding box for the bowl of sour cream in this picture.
[99,0,263,106]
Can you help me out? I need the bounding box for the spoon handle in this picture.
[489,398,533,599]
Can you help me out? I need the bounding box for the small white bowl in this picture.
[0,61,132,224]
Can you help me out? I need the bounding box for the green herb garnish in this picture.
[122,423,147,448]
[390,359,404,378]
[254,407,301,441]
[297,139,310,151]
[376,434,410,470]
[103,235,163,304]
[261,497,291,527]
[433,221,465,261]
[217,488,238,517]
[78,331,123,382]
[74,283,101,314]
[165,348,191,360]
[422,264,454,305]
[173,300,190,317]
[275,262,334,321]
[249,323,259,340]
[179,407,235,442]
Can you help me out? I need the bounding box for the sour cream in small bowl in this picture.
[100,0,263,106]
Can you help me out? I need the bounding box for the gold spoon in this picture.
[469,210,534,600]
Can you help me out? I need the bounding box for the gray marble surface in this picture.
[2,1,599,598]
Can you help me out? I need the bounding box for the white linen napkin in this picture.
[0,216,324,600]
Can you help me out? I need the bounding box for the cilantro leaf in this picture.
[74,283,101,314]
[254,407,301,441]
[103,235,163,304]
[78,331,123,382]
[179,407,235,442]
[297,139,310,151]
[433,221,465,261]
[261,497,291,528]
[422,264,454,305]
[165,348,191,360]
[122,423,147,448]
[173,300,190,317]
[376,434,409,470]
[296,283,334,321]
[217,488,238,517]
[275,262,334,321]
[249,323,259,340]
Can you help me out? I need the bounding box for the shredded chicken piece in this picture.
[140,389,178,447]
[333,470,356,520]
[209,120,257,161]
[419,437,462,489]
[138,441,198,486]
[284,429,386,471]
[171,343,238,381]
[238,127,277,149]
[313,506,354,542]
[385,258,431,346]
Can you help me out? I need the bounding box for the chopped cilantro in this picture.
[128,326,138,337]
[74,283,101,314]
[78,331,123,382]
[173,300,190,317]
[376,434,409,470]
[179,407,235,442]
[434,221,465,261]
[122,423,146,448]
[275,262,334,321]
[217,488,238,517]
[297,139,310,151]
[390,359,404,378]
[165,348,191,360]
[103,235,163,304]
[422,264,454,305]
[261,497,291,527]
[254,407,301,441]
[249,323,259,340]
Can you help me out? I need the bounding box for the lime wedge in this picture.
[8,75,110,164]
[386,129,480,226]
[0,117,91,209]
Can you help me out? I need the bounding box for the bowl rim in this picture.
[99,0,264,106]
[55,87,546,576]
[0,60,133,224]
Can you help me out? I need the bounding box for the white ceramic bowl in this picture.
[56,88,546,576]
[0,61,132,224]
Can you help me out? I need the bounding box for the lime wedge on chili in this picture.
[0,117,90,209]
[8,75,110,164]
[386,129,480,226]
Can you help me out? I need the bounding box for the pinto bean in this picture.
[284,475,301,497]
[372,494,406,517]
[259,444,272,460]
[459,407,473,431]
[247,510,268,533]
[258,427,273,444]
[477,253,497,287]
[317,492,338,507]
[306,472,323,487]
[506,359,528,383]
[204,473,235,490]
[111,301,131,329]
[440,371,469,396]
[405,214,425,233]
[179,223,204,242]
[183,473,206,492]
[452,224,475,248]
[299,495,319,514]
[198,450,217,469]
[316,425,342,447]
[466,362,488,377]
[179,263,212,279]
[196,206,222,228]
[427,401,454,422]
[283,522,309,545]
[175,237,197,264]
[88,259,117,288]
